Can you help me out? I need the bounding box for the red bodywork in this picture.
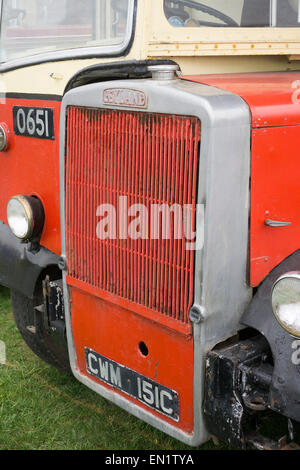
[0,96,62,255]
[184,72,300,286]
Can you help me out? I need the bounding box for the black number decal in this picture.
[13,106,54,140]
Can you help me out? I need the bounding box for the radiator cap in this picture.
[148,64,180,80]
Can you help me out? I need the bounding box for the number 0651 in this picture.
[13,106,54,140]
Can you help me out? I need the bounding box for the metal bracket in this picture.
[247,433,300,451]
[204,333,300,449]
[41,278,66,344]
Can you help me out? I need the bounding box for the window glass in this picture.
[164,0,300,27]
[0,0,133,63]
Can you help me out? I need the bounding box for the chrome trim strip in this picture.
[270,0,278,27]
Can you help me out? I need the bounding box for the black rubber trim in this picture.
[64,59,180,94]
[0,221,61,299]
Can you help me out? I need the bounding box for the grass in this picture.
[0,285,298,451]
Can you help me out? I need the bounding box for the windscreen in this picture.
[0,0,133,63]
[164,0,300,27]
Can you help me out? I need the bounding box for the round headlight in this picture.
[0,123,10,151]
[7,195,44,240]
[271,273,300,337]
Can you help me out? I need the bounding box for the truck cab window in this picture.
[0,0,132,63]
[164,0,300,27]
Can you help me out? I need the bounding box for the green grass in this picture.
[0,285,298,451]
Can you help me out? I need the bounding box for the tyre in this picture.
[11,289,71,373]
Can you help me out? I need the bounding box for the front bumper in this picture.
[0,220,61,298]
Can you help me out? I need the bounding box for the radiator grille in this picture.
[65,106,200,325]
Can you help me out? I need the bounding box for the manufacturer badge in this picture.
[103,88,148,109]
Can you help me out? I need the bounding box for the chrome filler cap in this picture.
[148,64,180,81]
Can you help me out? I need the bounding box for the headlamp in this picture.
[0,123,10,151]
[271,273,300,337]
[7,195,44,240]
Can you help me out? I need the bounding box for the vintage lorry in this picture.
[1,0,300,449]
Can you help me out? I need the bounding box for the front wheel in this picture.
[11,289,71,373]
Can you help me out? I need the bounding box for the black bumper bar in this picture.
[0,221,61,298]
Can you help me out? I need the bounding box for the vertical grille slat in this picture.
[66,107,200,326]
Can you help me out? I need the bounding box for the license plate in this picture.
[85,348,179,421]
[13,106,54,140]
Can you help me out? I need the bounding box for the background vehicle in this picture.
[1,0,300,449]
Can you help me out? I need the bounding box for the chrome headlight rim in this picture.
[271,272,300,338]
[0,123,10,152]
[7,195,44,240]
